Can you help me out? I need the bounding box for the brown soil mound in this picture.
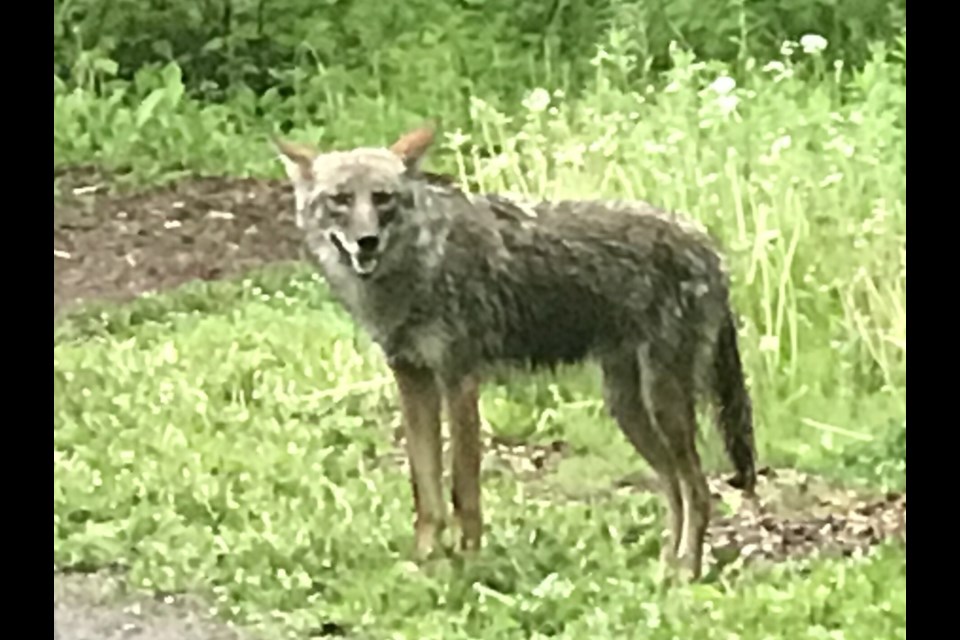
[54,172,302,316]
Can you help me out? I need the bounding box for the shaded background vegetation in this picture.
[55,0,905,124]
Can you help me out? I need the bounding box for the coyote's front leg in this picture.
[445,376,483,552]
[391,361,447,559]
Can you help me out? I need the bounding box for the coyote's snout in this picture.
[275,125,757,582]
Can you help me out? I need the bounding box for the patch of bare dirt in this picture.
[54,171,303,316]
[612,464,904,568]
[385,427,905,569]
[704,469,905,568]
[466,431,906,567]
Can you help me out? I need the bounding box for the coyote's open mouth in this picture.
[351,254,378,277]
[328,231,379,277]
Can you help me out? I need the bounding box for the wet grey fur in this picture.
[281,145,757,568]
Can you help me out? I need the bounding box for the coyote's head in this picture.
[274,126,435,278]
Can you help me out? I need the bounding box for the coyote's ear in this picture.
[272,137,318,185]
[272,137,319,219]
[389,123,436,172]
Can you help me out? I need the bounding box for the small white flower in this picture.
[800,34,828,55]
[486,153,512,173]
[643,141,668,155]
[759,335,780,352]
[762,59,794,83]
[819,171,844,187]
[762,61,786,74]
[443,129,471,148]
[552,143,586,168]
[469,95,490,111]
[522,87,551,114]
[709,75,737,95]
[771,134,792,156]
[780,40,798,57]
[716,94,739,115]
[590,48,612,67]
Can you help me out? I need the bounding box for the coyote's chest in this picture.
[321,266,451,370]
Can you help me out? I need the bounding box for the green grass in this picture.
[55,28,905,640]
[55,276,905,638]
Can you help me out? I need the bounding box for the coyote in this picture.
[274,126,757,580]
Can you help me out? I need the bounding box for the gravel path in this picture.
[54,572,260,640]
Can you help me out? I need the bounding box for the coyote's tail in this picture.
[713,309,757,494]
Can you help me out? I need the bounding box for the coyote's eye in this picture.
[372,191,396,208]
[327,192,354,208]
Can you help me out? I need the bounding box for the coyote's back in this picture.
[275,126,757,581]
